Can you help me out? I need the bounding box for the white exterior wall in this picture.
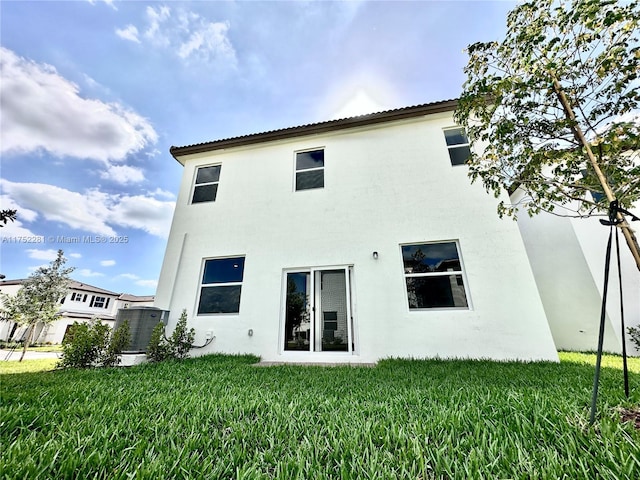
[514,191,640,355]
[59,291,120,317]
[156,112,558,363]
[1,283,154,344]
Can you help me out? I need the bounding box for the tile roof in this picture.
[170,99,458,163]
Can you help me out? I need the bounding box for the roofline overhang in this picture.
[170,99,459,164]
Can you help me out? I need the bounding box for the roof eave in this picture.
[170,99,458,164]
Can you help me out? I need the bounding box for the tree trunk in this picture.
[551,76,640,272]
[18,324,34,362]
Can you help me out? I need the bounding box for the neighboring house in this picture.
[155,99,559,364]
[0,279,154,344]
[511,189,640,355]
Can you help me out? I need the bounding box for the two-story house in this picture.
[0,279,154,344]
[155,99,559,364]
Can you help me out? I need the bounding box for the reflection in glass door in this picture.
[283,267,353,353]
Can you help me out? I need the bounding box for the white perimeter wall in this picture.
[513,192,639,355]
[156,113,558,363]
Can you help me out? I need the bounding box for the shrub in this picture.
[170,310,196,359]
[101,320,131,367]
[146,309,195,362]
[146,322,171,362]
[628,326,640,351]
[59,319,130,369]
[59,319,110,369]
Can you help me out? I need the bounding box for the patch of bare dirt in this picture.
[620,408,640,429]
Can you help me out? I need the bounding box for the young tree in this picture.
[0,250,74,360]
[0,209,17,227]
[455,0,640,269]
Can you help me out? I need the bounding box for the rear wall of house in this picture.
[155,112,558,363]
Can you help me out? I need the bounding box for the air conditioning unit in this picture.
[114,307,169,353]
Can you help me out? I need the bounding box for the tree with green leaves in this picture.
[0,209,17,227]
[0,250,74,361]
[455,0,640,270]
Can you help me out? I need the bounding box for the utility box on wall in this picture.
[114,307,169,353]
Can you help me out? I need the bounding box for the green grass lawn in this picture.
[1,353,638,479]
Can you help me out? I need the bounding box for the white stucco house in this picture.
[0,279,154,344]
[511,190,640,355]
[155,99,559,364]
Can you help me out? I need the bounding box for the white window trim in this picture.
[190,164,221,204]
[293,147,325,192]
[195,255,245,316]
[400,240,472,311]
[443,126,471,167]
[279,264,356,356]
[92,296,109,309]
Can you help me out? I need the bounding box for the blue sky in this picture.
[0,0,515,295]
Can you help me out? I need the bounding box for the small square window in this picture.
[401,242,469,309]
[192,165,221,203]
[295,149,324,191]
[90,296,110,309]
[444,127,471,166]
[197,257,245,314]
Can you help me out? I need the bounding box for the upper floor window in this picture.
[401,241,469,309]
[192,165,221,203]
[90,296,110,309]
[443,127,471,166]
[70,292,86,302]
[295,149,324,191]
[197,256,245,314]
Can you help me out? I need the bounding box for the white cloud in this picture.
[87,0,117,10]
[1,179,175,238]
[0,47,157,163]
[26,249,59,261]
[0,195,40,238]
[148,188,176,200]
[77,268,105,278]
[0,221,39,239]
[144,5,171,45]
[117,273,157,289]
[100,260,116,267]
[178,21,235,63]
[118,273,140,280]
[136,279,158,288]
[100,164,146,184]
[115,25,140,43]
[108,194,175,237]
[117,7,236,66]
[69,253,82,259]
[331,90,386,120]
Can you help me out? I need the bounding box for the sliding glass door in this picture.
[283,267,353,353]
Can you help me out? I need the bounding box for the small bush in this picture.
[170,310,196,359]
[146,309,195,362]
[628,326,640,351]
[147,322,171,362]
[59,320,110,369]
[59,319,130,369]
[101,320,131,367]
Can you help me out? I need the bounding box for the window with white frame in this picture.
[443,127,471,166]
[192,165,221,203]
[197,257,245,314]
[295,149,324,191]
[90,296,110,309]
[70,292,86,302]
[401,241,469,309]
